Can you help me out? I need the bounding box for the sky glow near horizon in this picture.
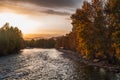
[0,0,88,35]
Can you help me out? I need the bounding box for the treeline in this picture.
[0,23,56,55]
[0,23,24,55]
[25,38,56,48]
[55,0,120,64]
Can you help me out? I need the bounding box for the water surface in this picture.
[0,48,120,80]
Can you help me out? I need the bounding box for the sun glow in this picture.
[0,12,41,34]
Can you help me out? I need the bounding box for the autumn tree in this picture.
[55,0,120,64]
[71,0,106,59]
[71,1,92,59]
[105,0,120,62]
[68,32,77,51]
[91,0,108,59]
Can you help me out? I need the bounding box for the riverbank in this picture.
[59,49,120,73]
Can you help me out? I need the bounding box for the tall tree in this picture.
[71,1,96,59]
[105,0,120,61]
[71,0,107,59]
[91,0,107,59]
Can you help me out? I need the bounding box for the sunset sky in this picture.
[0,0,89,36]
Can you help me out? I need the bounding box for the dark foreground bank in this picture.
[59,49,120,73]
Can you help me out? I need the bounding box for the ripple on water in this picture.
[0,48,120,80]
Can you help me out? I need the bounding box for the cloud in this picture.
[4,0,83,8]
[0,0,87,35]
[42,9,71,15]
[0,0,85,16]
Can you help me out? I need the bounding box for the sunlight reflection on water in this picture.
[47,49,63,59]
[0,48,119,80]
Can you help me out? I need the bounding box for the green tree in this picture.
[0,23,24,55]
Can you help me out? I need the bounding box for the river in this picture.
[0,48,120,80]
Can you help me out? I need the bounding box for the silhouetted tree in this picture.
[25,38,56,48]
[0,23,24,55]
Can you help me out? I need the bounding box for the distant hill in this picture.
[23,34,63,40]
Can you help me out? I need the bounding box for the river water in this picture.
[0,48,120,80]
